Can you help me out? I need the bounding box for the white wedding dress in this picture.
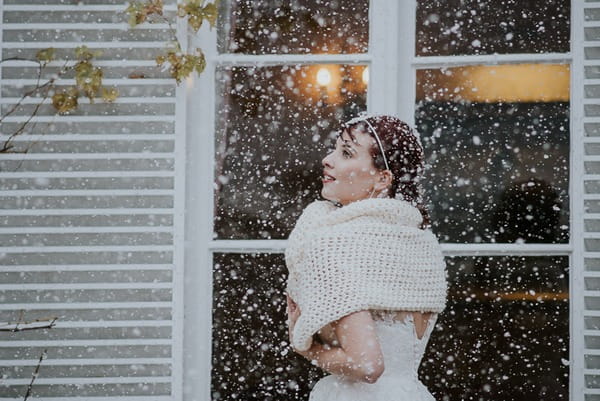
[308,311,438,401]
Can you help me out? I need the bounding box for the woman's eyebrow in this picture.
[338,134,361,148]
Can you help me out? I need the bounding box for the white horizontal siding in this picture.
[0,0,183,399]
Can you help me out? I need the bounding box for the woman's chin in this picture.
[320,189,336,203]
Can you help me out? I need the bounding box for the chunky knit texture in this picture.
[285,198,447,351]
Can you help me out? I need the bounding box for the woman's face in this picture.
[321,126,387,206]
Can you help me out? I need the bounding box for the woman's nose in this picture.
[322,152,333,169]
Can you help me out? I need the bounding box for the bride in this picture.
[284,113,447,400]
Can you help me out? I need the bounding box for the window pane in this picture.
[416,0,570,56]
[212,253,323,401]
[422,256,569,400]
[217,0,369,54]
[215,64,367,239]
[415,64,570,244]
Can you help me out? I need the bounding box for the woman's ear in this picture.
[374,170,393,191]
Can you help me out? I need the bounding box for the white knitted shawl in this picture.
[284,198,447,351]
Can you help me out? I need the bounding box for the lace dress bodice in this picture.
[309,311,438,401]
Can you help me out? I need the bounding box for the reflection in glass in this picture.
[217,0,369,55]
[416,0,570,56]
[211,253,569,401]
[214,64,367,239]
[422,256,569,401]
[415,65,570,244]
[211,253,323,401]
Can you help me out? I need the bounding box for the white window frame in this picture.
[184,1,582,400]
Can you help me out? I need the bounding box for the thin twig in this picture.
[0,316,58,332]
[23,349,47,401]
[0,59,71,156]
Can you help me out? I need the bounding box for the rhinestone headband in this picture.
[343,114,390,171]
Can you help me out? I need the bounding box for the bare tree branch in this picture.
[23,349,47,401]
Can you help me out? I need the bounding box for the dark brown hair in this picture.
[339,115,432,230]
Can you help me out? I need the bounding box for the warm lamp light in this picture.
[316,67,332,86]
[362,67,369,85]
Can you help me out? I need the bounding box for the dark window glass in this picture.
[214,64,367,239]
[217,0,369,55]
[212,254,569,401]
[422,256,569,401]
[416,0,570,56]
[416,65,570,244]
[212,253,324,401]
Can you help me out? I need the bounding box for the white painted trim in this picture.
[207,239,572,255]
[0,265,173,272]
[0,227,173,234]
[10,321,173,329]
[368,0,401,115]
[0,377,172,385]
[0,302,172,310]
[0,97,176,104]
[413,52,571,69]
[1,116,175,123]
[2,78,173,85]
[0,208,173,216]
[3,41,171,49]
[0,0,3,135]
[1,23,169,30]
[171,3,188,400]
[0,245,174,252]
[184,8,216,401]
[0,60,161,67]
[0,339,171,347]
[0,134,174,141]
[0,358,172,366]
[2,4,177,11]
[571,1,586,400]
[1,153,174,160]
[0,398,171,401]
[0,189,172,196]
[0,283,172,290]
[0,171,175,178]
[215,53,371,66]
[397,0,417,125]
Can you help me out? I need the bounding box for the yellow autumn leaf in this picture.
[125,2,147,27]
[75,60,104,101]
[74,45,102,61]
[193,48,206,75]
[101,87,119,102]
[178,0,219,32]
[36,48,55,63]
[52,88,79,114]
[125,0,164,27]
[201,0,220,29]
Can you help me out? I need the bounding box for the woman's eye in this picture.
[343,150,351,157]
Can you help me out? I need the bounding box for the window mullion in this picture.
[413,52,572,69]
[369,0,409,117]
[214,53,371,66]
[208,240,572,256]
[185,11,217,401]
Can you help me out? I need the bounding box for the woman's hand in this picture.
[286,294,301,348]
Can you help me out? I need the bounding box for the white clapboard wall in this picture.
[0,0,184,399]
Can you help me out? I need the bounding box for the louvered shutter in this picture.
[576,2,600,401]
[0,1,184,399]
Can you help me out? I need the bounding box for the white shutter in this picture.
[0,1,184,399]
[576,2,600,401]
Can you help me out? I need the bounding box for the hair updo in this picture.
[339,114,432,230]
